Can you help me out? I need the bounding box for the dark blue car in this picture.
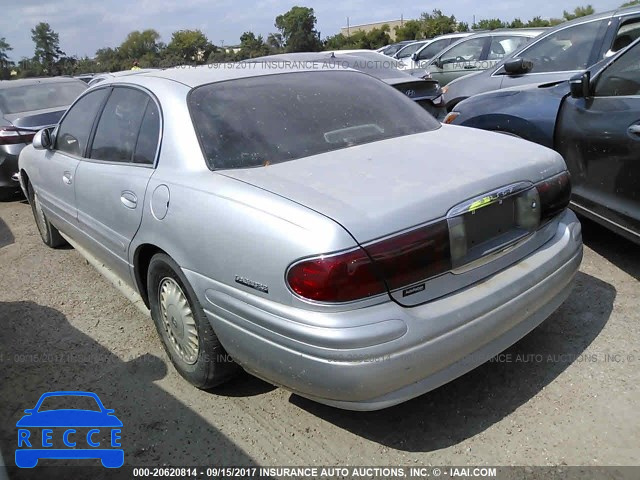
[15,391,123,468]
[446,38,640,244]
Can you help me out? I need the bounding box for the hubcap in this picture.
[158,277,199,364]
[33,192,48,240]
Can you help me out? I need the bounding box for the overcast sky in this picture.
[0,0,627,60]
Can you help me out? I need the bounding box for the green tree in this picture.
[237,32,270,59]
[509,18,526,28]
[95,47,122,72]
[118,29,161,66]
[167,29,212,64]
[473,18,507,30]
[457,22,470,32]
[394,20,424,41]
[275,6,323,52]
[621,0,640,6]
[31,22,65,75]
[563,5,595,20]
[420,9,459,38]
[267,33,284,53]
[0,37,12,80]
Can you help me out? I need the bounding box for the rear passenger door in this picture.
[431,37,489,85]
[74,86,161,284]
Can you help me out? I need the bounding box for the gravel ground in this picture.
[0,199,638,478]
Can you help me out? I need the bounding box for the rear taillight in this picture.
[287,248,386,303]
[286,220,451,303]
[0,127,35,145]
[535,171,571,222]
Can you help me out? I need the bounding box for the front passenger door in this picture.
[74,86,161,284]
[431,37,489,86]
[556,40,640,239]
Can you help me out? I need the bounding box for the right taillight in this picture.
[535,171,571,222]
[0,127,35,145]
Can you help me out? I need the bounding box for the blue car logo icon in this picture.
[15,391,123,468]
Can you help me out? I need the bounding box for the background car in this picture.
[0,77,87,200]
[87,69,156,87]
[19,65,581,411]
[397,32,475,70]
[413,29,545,85]
[392,40,430,60]
[442,4,640,110]
[247,52,447,119]
[446,38,640,244]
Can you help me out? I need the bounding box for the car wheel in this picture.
[147,253,238,389]
[27,182,66,248]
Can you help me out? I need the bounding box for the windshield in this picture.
[396,41,428,58]
[37,395,101,412]
[0,81,86,114]
[189,71,440,170]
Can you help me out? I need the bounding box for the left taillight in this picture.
[0,127,35,145]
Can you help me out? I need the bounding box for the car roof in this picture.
[109,63,348,88]
[0,77,85,90]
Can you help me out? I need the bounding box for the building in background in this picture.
[341,19,406,41]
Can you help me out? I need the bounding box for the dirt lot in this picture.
[0,198,638,477]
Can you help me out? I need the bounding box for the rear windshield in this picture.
[0,81,86,114]
[189,71,440,170]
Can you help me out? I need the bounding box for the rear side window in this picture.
[595,39,640,96]
[56,88,110,157]
[90,88,150,163]
[133,101,160,164]
[521,20,605,73]
[441,37,487,64]
[417,39,451,60]
[607,19,640,56]
[189,71,440,170]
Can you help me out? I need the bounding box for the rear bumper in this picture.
[190,209,582,410]
[0,145,23,196]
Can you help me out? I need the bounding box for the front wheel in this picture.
[28,182,66,248]
[147,253,238,388]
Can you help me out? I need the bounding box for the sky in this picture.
[0,0,628,61]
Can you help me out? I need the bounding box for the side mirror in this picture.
[504,58,533,75]
[32,128,53,150]
[411,52,418,62]
[569,71,591,99]
[433,57,443,69]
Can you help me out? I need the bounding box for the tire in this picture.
[147,253,238,388]
[27,182,66,248]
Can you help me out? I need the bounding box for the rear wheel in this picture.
[147,253,238,388]
[28,182,66,248]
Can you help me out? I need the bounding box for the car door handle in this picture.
[628,124,640,136]
[120,191,138,209]
[62,172,73,185]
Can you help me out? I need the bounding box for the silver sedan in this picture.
[18,65,583,410]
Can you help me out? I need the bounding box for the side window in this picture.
[417,39,448,60]
[442,38,487,64]
[607,19,640,56]
[595,40,640,97]
[521,20,605,73]
[488,36,530,61]
[133,101,160,165]
[90,88,149,163]
[56,89,109,157]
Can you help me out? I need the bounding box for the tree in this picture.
[621,0,640,6]
[118,29,161,66]
[420,9,459,38]
[266,33,284,53]
[473,18,507,30]
[275,6,323,52]
[0,37,12,80]
[95,47,122,72]
[237,32,270,59]
[167,29,212,64]
[394,20,424,41]
[563,5,595,20]
[509,18,525,28]
[31,22,65,75]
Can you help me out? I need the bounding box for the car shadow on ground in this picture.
[290,271,615,453]
[0,217,14,249]
[0,301,263,480]
[580,217,639,281]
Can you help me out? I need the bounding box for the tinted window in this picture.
[90,88,149,163]
[595,40,640,96]
[134,101,160,164]
[417,39,451,60]
[189,71,440,170]
[488,36,530,61]
[607,19,640,56]
[521,20,604,73]
[56,88,109,157]
[442,37,487,64]
[0,81,86,114]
